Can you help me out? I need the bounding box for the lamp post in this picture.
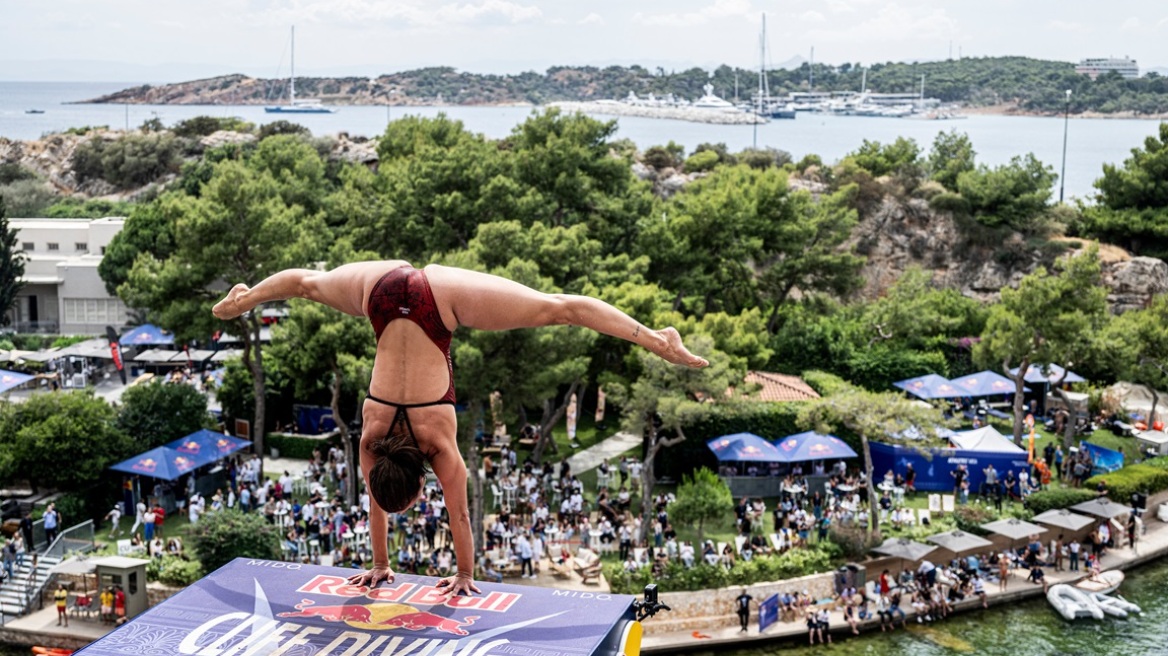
[1059,89,1072,203]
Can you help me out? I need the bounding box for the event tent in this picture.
[164,429,252,467]
[949,426,1025,453]
[892,374,960,400]
[1009,363,1086,385]
[120,324,175,347]
[707,433,784,462]
[772,431,858,462]
[948,371,1025,397]
[109,446,200,481]
[0,369,35,394]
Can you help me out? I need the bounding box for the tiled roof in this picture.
[741,370,821,402]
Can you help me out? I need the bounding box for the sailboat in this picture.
[756,15,795,119]
[265,26,335,114]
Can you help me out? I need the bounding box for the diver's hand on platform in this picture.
[347,565,394,588]
[436,572,480,597]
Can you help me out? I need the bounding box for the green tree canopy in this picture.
[189,508,283,573]
[927,130,977,191]
[953,154,1056,231]
[0,196,26,326]
[1077,122,1168,259]
[669,467,733,546]
[116,382,212,449]
[974,248,1108,445]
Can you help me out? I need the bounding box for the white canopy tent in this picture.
[949,426,1025,453]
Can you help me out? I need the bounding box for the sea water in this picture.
[2,82,1166,201]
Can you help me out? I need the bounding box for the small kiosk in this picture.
[91,556,151,620]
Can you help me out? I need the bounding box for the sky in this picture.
[2,0,1167,82]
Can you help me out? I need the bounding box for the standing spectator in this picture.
[142,505,156,541]
[20,512,35,554]
[904,464,916,496]
[735,588,754,633]
[618,456,629,487]
[188,495,202,525]
[2,539,15,582]
[104,504,123,539]
[55,583,69,627]
[517,533,534,579]
[153,503,166,537]
[950,464,967,495]
[618,523,633,561]
[43,504,60,544]
[129,499,146,537]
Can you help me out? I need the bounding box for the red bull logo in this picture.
[177,440,201,454]
[133,458,157,473]
[295,575,520,613]
[278,599,480,636]
[808,443,832,456]
[173,456,193,471]
[779,439,796,451]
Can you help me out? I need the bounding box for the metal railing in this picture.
[44,519,95,560]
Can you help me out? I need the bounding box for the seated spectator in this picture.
[680,541,695,568]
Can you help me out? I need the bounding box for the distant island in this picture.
[82,56,1168,117]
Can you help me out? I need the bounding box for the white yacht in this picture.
[265,26,336,114]
[692,83,737,110]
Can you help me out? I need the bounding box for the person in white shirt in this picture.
[129,501,146,536]
[105,505,123,539]
[279,472,293,497]
[360,490,371,516]
[188,496,202,524]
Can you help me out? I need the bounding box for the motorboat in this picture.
[25,109,45,114]
[1090,592,1141,618]
[1047,584,1103,620]
[1074,570,1125,595]
[692,83,737,111]
[265,26,336,114]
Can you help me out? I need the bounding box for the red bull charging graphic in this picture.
[76,558,640,656]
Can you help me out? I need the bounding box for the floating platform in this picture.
[75,558,643,656]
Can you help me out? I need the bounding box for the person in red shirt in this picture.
[879,569,891,596]
[114,586,126,622]
[153,503,166,538]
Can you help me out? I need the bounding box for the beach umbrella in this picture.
[872,537,938,577]
[109,446,201,482]
[926,530,993,555]
[772,431,859,462]
[1032,509,1095,532]
[1071,497,1132,520]
[981,518,1047,552]
[893,374,958,400]
[1009,363,1086,385]
[707,433,784,462]
[164,429,252,467]
[51,557,97,596]
[0,369,35,394]
[133,348,180,363]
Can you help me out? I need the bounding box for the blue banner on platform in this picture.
[870,442,1032,493]
[77,559,638,656]
[758,593,780,632]
[1083,441,1124,475]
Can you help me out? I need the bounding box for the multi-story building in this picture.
[1075,57,1140,80]
[7,217,130,335]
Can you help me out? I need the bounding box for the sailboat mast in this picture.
[809,46,815,91]
[290,26,296,104]
[760,14,769,100]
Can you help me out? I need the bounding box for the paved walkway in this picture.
[642,514,1168,653]
[565,431,640,475]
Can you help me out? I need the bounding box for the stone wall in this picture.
[643,570,839,634]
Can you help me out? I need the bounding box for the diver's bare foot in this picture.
[213,284,251,320]
[655,327,708,368]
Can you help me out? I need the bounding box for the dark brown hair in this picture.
[367,436,429,514]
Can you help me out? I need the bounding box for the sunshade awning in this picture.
[772,431,859,462]
[1031,509,1095,532]
[981,518,1048,541]
[926,530,993,554]
[707,432,785,462]
[1071,497,1132,519]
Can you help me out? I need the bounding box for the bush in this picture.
[827,525,884,561]
[258,120,311,140]
[146,555,206,586]
[267,433,332,460]
[737,147,792,170]
[1085,464,1168,502]
[952,505,997,535]
[604,542,841,594]
[641,144,683,170]
[0,163,37,185]
[683,149,720,173]
[189,509,283,573]
[71,133,181,190]
[800,370,855,398]
[1024,488,1097,514]
[0,179,57,217]
[171,115,253,139]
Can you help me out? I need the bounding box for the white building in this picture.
[1075,57,1140,80]
[7,217,131,335]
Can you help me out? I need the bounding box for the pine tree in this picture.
[0,197,27,327]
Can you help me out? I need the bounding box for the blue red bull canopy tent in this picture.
[76,558,644,656]
[706,432,784,462]
[772,431,859,462]
[119,323,175,347]
[108,446,201,481]
[947,370,1025,398]
[163,429,252,464]
[892,374,959,400]
[1009,363,1087,385]
[0,369,35,394]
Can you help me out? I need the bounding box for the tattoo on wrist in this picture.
[633,325,640,338]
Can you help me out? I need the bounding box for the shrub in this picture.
[0,163,37,185]
[800,370,855,397]
[0,179,57,217]
[146,556,205,586]
[267,433,333,460]
[1085,464,1168,502]
[172,115,253,139]
[738,147,792,170]
[952,505,996,535]
[641,143,683,170]
[828,525,884,561]
[71,133,180,190]
[1142,456,1168,471]
[258,120,311,140]
[604,543,841,594]
[1024,488,1097,514]
[683,149,720,173]
[189,508,282,573]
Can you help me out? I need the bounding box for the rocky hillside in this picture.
[3,128,1163,309]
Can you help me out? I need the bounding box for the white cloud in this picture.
[807,4,958,46]
[633,0,753,27]
[800,10,826,23]
[1046,19,1089,34]
[579,12,605,26]
[251,0,543,28]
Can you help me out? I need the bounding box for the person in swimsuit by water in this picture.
[213,261,708,597]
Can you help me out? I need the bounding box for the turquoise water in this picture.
[686,558,1168,656]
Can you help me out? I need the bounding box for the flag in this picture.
[105,325,127,385]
